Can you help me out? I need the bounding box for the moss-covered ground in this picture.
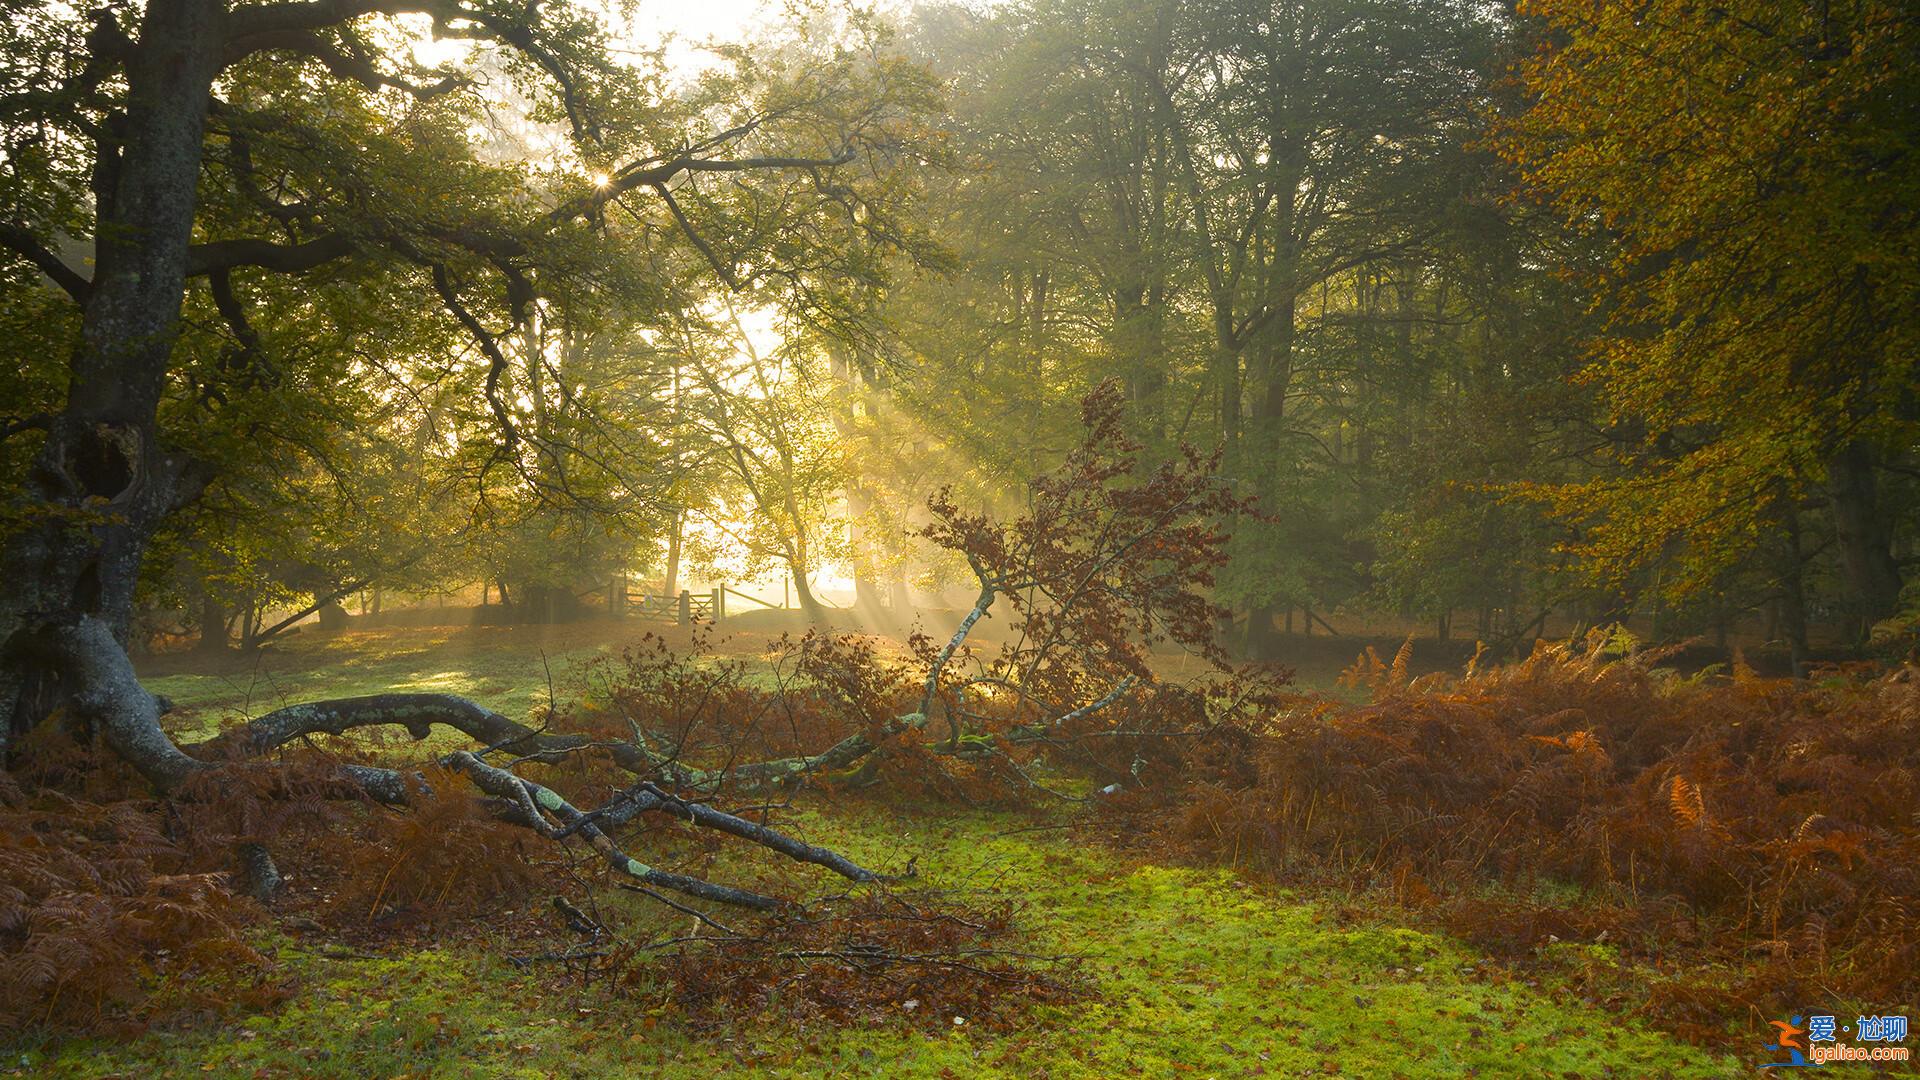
[18,804,1744,1078]
[6,625,1775,1077]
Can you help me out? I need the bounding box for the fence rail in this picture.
[602,580,799,624]
[721,585,779,610]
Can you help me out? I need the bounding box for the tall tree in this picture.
[0,0,934,770]
[1500,0,1920,633]
[1156,0,1493,654]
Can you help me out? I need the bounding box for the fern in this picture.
[1097,640,1920,1046]
[1668,776,1707,828]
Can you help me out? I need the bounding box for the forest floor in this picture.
[7,624,1798,1077]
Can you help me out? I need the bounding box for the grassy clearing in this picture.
[133,620,1386,734]
[135,622,788,741]
[17,797,1742,1078]
[12,624,1783,1076]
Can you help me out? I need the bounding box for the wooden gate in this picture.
[616,587,719,624]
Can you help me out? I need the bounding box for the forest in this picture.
[0,0,1915,1075]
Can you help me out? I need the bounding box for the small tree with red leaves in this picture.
[906,381,1267,752]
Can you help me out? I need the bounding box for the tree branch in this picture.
[225,0,441,44]
[225,29,466,98]
[0,224,90,301]
[445,751,785,910]
[427,262,519,450]
[185,233,356,276]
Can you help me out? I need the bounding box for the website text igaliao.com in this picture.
[1808,1043,1911,1065]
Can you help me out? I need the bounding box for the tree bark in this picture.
[1242,293,1297,661]
[1,0,223,748]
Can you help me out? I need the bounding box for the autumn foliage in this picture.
[0,732,267,1033]
[1105,632,1920,1041]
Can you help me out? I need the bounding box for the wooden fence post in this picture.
[678,590,691,626]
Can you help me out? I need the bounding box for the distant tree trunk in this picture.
[1215,339,1243,476]
[844,482,882,619]
[1243,608,1276,658]
[1242,294,1297,661]
[1776,503,1812,677]
[1779,578,1810,678]
[239,604,258,652]
[790,567,826,624]
[663,511,683,599]
[1436,611,1450,642]
[1826,441,1902,634]
[853,563,883,620]
[1115,282,1166,439]
[825,342,884,622]
[195,592,229,656]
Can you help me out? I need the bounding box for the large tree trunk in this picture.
[1826,440,1903,633]
[0,0,221,755]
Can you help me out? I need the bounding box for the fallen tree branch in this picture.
[175,691,889,913]
[593,781,880,883]
[445,750,784,910]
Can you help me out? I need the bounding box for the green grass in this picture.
[137,622,727,741]
[135,621,1388,737]
[19,798,1744,1078]
[9,624,1775,1076]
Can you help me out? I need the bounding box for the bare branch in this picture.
[225,0,441,44]
[446,751,785,910]
[1045,677,1137,729]
[652,183,738,288]
[206,267,260,356]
